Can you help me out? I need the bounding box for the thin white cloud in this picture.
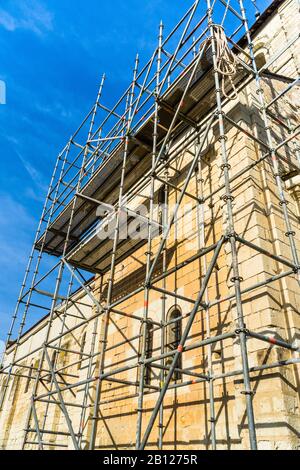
[0,193,35,234]
[24,187,46,203]
[0,0,53,36]
[0,194,36,342]
[17,151,48,192]
[35,101,72,120]
[0,193,35,278]
[0,10,16,31]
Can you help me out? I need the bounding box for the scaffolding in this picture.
[0,0,300,450]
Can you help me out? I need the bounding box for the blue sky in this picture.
[0,0,272,347]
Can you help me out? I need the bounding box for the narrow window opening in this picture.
[165,306,182,382]
[78,331,87,370]
[9,372,20,402]
[47,350,58,383]
[137,321,154,387]
[24,363,33,394]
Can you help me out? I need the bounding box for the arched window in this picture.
[158,186,166,205]
[24,362,33,394]
[138,321,154,386]
[0,376,8,401]
[47,350,57,383]
[165,306,182,382]
[158,186,167,236]
[51,350,57,368]
[9,371,20,402]
[78,331,87,370]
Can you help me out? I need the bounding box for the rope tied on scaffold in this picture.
[210,25,240,100]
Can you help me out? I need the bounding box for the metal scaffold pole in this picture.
[21,76,110,449]
[89,55,140,450]
[135,20,164,450]
[207,0,257,449]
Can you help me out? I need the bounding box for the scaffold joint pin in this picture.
[241,390,255,396]
[235,327,249,336]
